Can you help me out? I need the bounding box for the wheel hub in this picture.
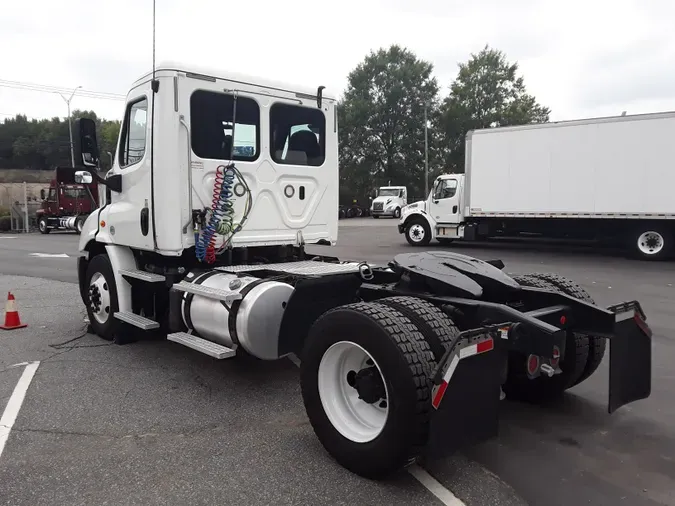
[347,366,387,404]
[410,224,424,241]
[88,272,111,324]
[89,285,102,313]
[317,341,390,443]
[638,231,664,255]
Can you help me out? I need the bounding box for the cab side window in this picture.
[47,188,57,201]
[434,179,458,199]
[118,97,149,169]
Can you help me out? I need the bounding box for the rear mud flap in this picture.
[424,330,506,460]
[608,303,652,413]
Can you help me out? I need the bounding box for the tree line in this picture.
[0,111,120,172]
[0,44,549,199]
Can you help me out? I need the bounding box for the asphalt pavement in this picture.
[0,220,674,505]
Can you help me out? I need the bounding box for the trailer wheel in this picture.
[38,216,50,234]
[632,226,672,260]
[404,217,431,246]
[300,302,434,479]
[523,273,607,387]
[377,296,460,362]
[503,274,591,402]
[84,254,119,341]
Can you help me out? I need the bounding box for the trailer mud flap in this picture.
[424,328,506,459]
[608,302,652,413]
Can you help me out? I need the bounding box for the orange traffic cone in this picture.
[0,292,27,330]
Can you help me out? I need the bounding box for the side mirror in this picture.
[40,189,46,200]
[75,171,93,184]
[73,118,100,168]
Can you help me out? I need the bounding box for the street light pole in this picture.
[58,86,82,167]
[424,101,429,197]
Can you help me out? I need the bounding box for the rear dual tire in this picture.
[504,273,606,403]
[300,298,458,479]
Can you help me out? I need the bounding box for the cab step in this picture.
[172,281,242,303]
[119,269,166,283]
[167,332,236,359]
[114,311,160,330]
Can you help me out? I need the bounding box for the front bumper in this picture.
[371,209,396,217]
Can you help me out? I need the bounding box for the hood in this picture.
[373,196,398,204]
[402,200,426,213]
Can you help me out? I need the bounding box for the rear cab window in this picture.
[190,90,260,161]
[270,103,325,166]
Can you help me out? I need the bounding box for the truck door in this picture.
[431,178,461,223]
[45,187,58,216]
[104,88,154,250]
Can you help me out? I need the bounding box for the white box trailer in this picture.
[399,111,675,259]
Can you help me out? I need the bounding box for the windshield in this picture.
[378,188,401,197]
[62,187,89,199]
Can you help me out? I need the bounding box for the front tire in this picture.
[404,217,431,246]
[84,254,119,341]
[75,216,85,234]
[393,207,401,219]
[38,216,50,234]
[300,302,435,479]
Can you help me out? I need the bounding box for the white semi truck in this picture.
[66,61,653,480]
[370,185,408,218]
[398,111,675,260]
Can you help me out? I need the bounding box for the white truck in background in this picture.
[370,185,407,219]
[398,111,675,260]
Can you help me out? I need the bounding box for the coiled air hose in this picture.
[195,163,252,264]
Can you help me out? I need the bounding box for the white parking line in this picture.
[286,356,465,505]
[29,253,69,258]
[408,464,466,506]
[0,361,40,459]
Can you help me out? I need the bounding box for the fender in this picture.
[104,244,137,314]
[78,210,103,254]
[397,208,436,237]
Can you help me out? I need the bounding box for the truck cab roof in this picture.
[130,61,337,102]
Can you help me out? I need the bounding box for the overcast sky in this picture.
[2,0,674,124]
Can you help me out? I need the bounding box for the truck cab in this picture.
[397,174,465,245]
[36,169,99,234]
[370,185,407,219]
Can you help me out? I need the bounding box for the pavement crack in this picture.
[1,424,229,440]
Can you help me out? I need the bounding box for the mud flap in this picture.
[424,327,507,459]
[608,302,652,413]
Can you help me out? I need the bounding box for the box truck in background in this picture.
[398,110,675,260]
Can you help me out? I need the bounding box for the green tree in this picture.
[338,45,440,199]
[440,45,551,172]
[0,110,121,172]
